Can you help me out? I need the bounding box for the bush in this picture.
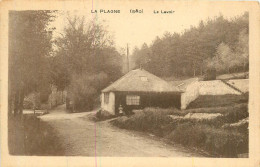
[223,119,249,134]
[40,103,50,110]
[203,104,248,127]
[203,68,216,81]
[204,128,247,157]
[112,107,180,136]
[183,104,248,127]
[144,107,185,116]
[167,124,248,157]
[112,106,249,157]
[68,73,108,112]
[113,104,248,132]
[167,122,207,147]
[221,105,248,123]
[95,110,115,121]
[23,99,34,109]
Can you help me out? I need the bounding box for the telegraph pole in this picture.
[126,43,129,72]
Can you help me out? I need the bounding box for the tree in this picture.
[9,11,56,116]
[215,42,235,73]
[207,37,248,74]
[235,29,249,71]
[133,43,151,69]
[131,12,249,78]
[54,15,122,111]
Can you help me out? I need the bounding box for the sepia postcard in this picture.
[0,0,260,167]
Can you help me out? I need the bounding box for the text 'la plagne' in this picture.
[90,9,175,14]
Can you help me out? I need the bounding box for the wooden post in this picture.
[127,43,129,72]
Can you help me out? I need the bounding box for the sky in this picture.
[51,1,248,54]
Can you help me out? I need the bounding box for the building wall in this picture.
[181,81,200,110]
[115,92,181,114]
[101,92,115,115]
[198,80,241,95]
[181,80,245,109]
[227,79,249,93]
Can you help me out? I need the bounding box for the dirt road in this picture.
[40,105,203,157]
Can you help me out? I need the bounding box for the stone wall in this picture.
[199,80,241,95]
[181,81,200,110]
[227,79,249,93]
[181,79,247,109]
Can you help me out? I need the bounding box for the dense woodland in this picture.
[131,12,249,78]
[8,11,249,114]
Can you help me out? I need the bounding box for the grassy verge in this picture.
[112,104,248,157]
[8,115,64,155]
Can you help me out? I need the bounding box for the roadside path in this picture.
[40,105,203,157]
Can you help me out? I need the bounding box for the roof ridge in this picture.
[140,70,181,91]
[102,68,181,93]
[140,69,169,83]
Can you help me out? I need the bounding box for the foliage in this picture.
[112,107,180,136]
[112,104,249,157]
[23,99,34,110]
[95,110,115,121]
[132,13,249,77]
[9,11,56,116]
[68,72,108,111]
[216,72,248,80]
[53,15,122,111]
[167,123,248,157]
[8,115,64,155]
[219,106,248,124]
[203,68,216,80]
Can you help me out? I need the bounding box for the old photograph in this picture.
[1,1,259,166]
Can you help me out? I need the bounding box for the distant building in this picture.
[170,78,249,109]
[101,69,182,115]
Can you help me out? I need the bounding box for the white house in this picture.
[101,69,182,115]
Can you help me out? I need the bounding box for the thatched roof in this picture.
[102,69,181,93]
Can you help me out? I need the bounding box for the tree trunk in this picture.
[18,89,24,116]
[243,62,247,72]
[13,90,19,117]
[192,62,196,77]
[61,91,63,103]
[182,67,186,75]
[8,91,13,117]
